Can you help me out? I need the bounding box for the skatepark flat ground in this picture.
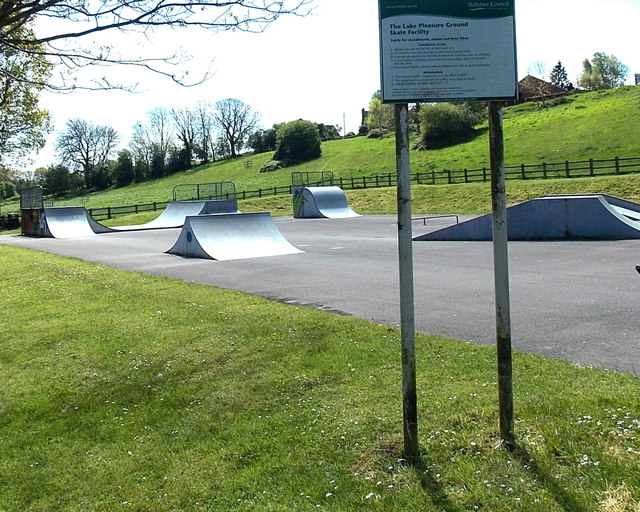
[2,214,639,375]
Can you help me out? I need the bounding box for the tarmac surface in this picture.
[2,214,639,375]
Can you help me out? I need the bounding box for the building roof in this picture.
[518,75,570,101]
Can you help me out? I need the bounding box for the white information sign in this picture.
[379,1,517,103]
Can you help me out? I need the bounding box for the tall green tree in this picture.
[366,91,394,134]
[578,52,629,90]
[549,61,572,90]
[0,25,52,166]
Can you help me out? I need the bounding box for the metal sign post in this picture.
[489,102,515,448]
[395,103,419,462]
[379,0,518,451]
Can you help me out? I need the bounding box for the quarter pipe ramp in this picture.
[293,186,359,219]
[167,212,303,261]
[40,207,98,238]
[414,194,640,241]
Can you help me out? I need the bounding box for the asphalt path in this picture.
[2,214,639,375]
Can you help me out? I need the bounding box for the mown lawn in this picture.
[1,245,639,511]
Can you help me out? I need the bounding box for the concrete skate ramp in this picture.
[294,186,359,219]
[414,194,640,241]
[167,212,303,261]
[98,199,239,232]
[42,207,98,238]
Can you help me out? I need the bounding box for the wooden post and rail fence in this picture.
[2,155,639,226]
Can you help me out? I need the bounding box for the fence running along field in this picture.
[3,156,639,224]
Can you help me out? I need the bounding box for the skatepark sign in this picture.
[378,0,518,102]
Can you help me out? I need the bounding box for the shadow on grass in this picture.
[511,443,589,512]
[408,456,465,512]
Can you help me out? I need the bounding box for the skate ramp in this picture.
[42,207,98,238]
[39,200,239,238]
[293,186,359,219]
[167,212,303,261]
[414,194,640,241]
[99,199,239,232]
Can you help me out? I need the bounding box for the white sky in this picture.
[30,0,640,170]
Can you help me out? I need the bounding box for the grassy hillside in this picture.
[3,86,640,216]
[4,86,640,213]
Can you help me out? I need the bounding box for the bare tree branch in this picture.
[1,0,313,90]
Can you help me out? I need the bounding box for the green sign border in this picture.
[378,0,518,103]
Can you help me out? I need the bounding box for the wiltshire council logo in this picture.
[468,1,511,10]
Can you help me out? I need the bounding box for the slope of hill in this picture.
[28,86,640,209]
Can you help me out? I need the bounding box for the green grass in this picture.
[1,245,639,511]
[2,86,636,214]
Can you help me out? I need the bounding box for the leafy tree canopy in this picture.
[578,52,629,91]
[0,25,52,166]
[273,119,321,163]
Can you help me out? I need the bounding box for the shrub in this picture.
[415,103,477,150]
[273,120,321,164]
[259,160,283,173]
[1,181,16,199]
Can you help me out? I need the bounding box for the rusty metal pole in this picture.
[395,103,419,461]
[489,101,515,449]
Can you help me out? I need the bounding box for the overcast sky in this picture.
[30,0,640,170]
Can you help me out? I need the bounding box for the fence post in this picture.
[447,169,452,184]
[565,161,570,178]
[615,156,620,174]
[520,164,525,180]
[464,169,468,183]
[542,162,547,179]
[483,167,488,182]
[107,206,112,219]
[589,158,594,176]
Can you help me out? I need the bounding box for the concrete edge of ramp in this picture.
[414,194,640,241]
[293,186,359,219]
[166,212,303,261]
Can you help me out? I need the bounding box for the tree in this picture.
[578,52,629,90]
[41,164,73,195]
[0,1,311,91]
[130,107,174,178]
[193,100,217,163]
[0,25,52,166]
[172,106,197,167]
[415,103,477,150]
[213,98,259,158]
[366,91,394,134]
[56,118,119,188]
[247,128,277,153]
[549,61,572,90]
[273,119,321,163]
[114,150,135,187]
